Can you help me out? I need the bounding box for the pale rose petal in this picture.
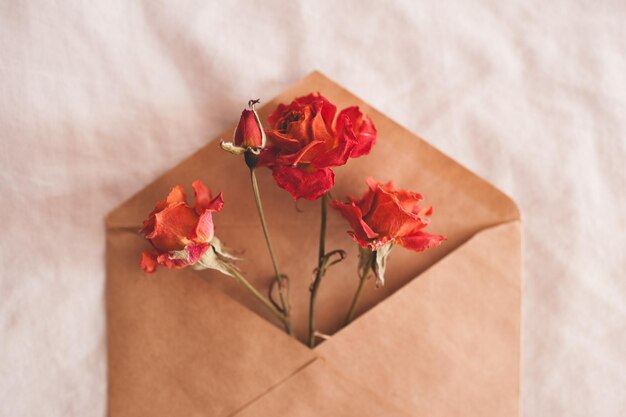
[194,210,215,242]
[186,243,211,264]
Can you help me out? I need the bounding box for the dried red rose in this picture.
[221,99,266,155]
[332,178,445,285]
[139,180,224,273]
[259,93,377,200]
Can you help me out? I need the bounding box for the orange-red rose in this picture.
[259,93,377,200]
[139,180,224,273]
[332,178,445,252]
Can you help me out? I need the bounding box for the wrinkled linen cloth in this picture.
[0,1,624,416]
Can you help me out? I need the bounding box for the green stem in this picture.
[345,268,368,325]
[224,263,287,324]
[308,193,328,348]
[249,168,293,336]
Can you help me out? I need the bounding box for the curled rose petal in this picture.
[207,193,224,213]
[192,180,212,214]
[331,200,378,243]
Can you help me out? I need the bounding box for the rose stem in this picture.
[344,267,369,325]
[308,193,329,348]
[223,263,287,325]
[249,167,293,336]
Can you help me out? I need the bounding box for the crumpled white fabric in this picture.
[0,1,624,416]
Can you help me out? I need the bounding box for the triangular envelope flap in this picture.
[231,359,412,417]
[106,71,520,342]
[106,230,315,417]
[316,221,522,417]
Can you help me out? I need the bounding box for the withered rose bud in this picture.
[221,99,266,156]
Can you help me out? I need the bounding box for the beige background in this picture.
[0,1,624,416]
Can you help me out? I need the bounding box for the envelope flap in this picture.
[106,229,316,417]
[315,221,522,416]
[230,359,412,417]
[105,70,520,342]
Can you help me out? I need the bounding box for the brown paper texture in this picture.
[106,71,521,416]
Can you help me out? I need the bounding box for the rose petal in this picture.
[186,243,211,264]
[309,105,336,144]
[347,231,373,248]
[207,193,224,212]
[166,185,187,204]
[275,140,326,166]
[396,231,446,252]
[268,103,289,127]
[234,109,264,148]
[194,209,215,242]
[336,107,377,158]
[366,177,384,191]
[140,186,188,236]
[148,203,198,251]
[352,115,377,157]
[284,107,311,143]
[363,186,426,237]
[332,200,379,243]
[156,252,186,269]
[257,146,280,167]
[295,93,336,127]
[265,130,303,154]
[272,165,335,200]
[192,180,212,215]
[312,115,358,168]
[417,205,433,217]
[139,250,158,273]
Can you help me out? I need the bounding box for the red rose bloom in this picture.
[332,178,445,252]
[139,180,224,273]
[259,93,377,200]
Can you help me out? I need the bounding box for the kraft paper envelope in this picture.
[106,71,521,416]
